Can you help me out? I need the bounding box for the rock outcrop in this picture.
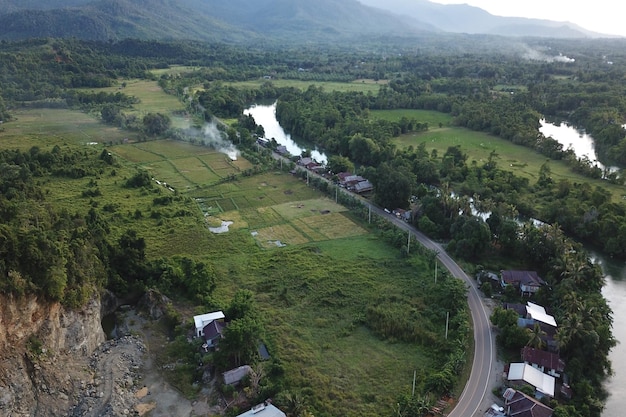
[0,293,106,416]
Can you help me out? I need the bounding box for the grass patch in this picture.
[109,144,163,163]
[394,125,626,201]
[226,79,384,93]
[370,109,453,128]
[93,79,185,116]
[0,109,135,148]
[254,223,310,247]
[299,212,367,240]
[271,197,347,221]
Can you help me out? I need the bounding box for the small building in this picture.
[298,157,313,166]
[500,270,545,296]
[236,402,286,417]
[193,311,225,338]
[223,365,252,385]
[506,363,555,399]
[276,145,288,155]
[354,180,373,194]
[521,346,565,378]
[203,319,226,347]
[525,302,557,328]
[503,388,554,417]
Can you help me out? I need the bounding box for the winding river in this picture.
[245,105,626,415]
[244,102,328,163]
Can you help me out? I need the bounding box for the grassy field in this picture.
[227,78,384,93]
[386,112,626,200]
[0,108,136,148]
[370,108,454,128]
[1,100,467,417]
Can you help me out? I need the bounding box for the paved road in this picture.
[270,151,496,416]
[377,207,495,417]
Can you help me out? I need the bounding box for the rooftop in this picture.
[193,311,225,330]
[507,363,555,397]
[521,347,565,372]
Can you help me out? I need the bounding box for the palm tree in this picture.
[526,323,546,349]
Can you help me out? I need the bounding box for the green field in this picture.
[94,79,186,118]
[227,78,385,93]
[370,108,454,128]
[0,108,136,148]
[393,122,626,200]
[1,98,466,417]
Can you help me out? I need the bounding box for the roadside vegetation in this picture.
[1,36,625,417]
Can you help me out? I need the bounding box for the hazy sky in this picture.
[430,0,624,37]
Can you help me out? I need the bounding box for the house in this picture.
[354,180,373,194]
[276,145,288,155]
[503,388,553,417]
[500,271,545,296]
[193,311,225,338]
[203,319,226,347]
[521,347,565,378]
[223,365,252,385]
[236,401,286,417]
[506,363,555,398]
[525,302,557,328]
[298,157,313,166]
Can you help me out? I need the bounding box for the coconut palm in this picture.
[526,323,546,349]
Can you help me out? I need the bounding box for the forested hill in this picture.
[0,0,605,43]
[0,0,427,43]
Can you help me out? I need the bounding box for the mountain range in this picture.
[0,0,613,43]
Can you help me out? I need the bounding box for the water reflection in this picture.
[591,253,626,417]
[539,119,618,173]
[244,102,328,164]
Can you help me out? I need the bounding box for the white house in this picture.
[236,402,286,417]
[526,302,557,328]
[507,363,555,398]
[193,311,225,338]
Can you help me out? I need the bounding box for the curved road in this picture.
[376,207,495,417]
[270,152,496,416]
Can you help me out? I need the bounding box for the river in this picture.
[539,118,625,415]
[596,253,626,417]
[244,102,328,164]
[245,104,625,415]
[539,119,619,173]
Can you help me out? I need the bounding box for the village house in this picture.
[521,346,565,378]
[193,311,225,338]
[354,180,373,194]
[500,270,546,296]
[503,388,554,417]
[223,365,252,385]
[505,363,556,399]
[236,401,286,417]
[524,302,557,328]
[203,319,226,348]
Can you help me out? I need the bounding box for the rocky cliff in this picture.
[0,293,106,416]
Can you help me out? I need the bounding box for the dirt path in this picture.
[69,309,201,417]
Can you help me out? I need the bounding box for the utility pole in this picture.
[368,205,371,223]
[434,261,438,284]
[335,186,338,203]
[407,231,411,255]
[412,370,416,396]
[445,311,449,340]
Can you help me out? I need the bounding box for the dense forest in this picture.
[1,36,625,416]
